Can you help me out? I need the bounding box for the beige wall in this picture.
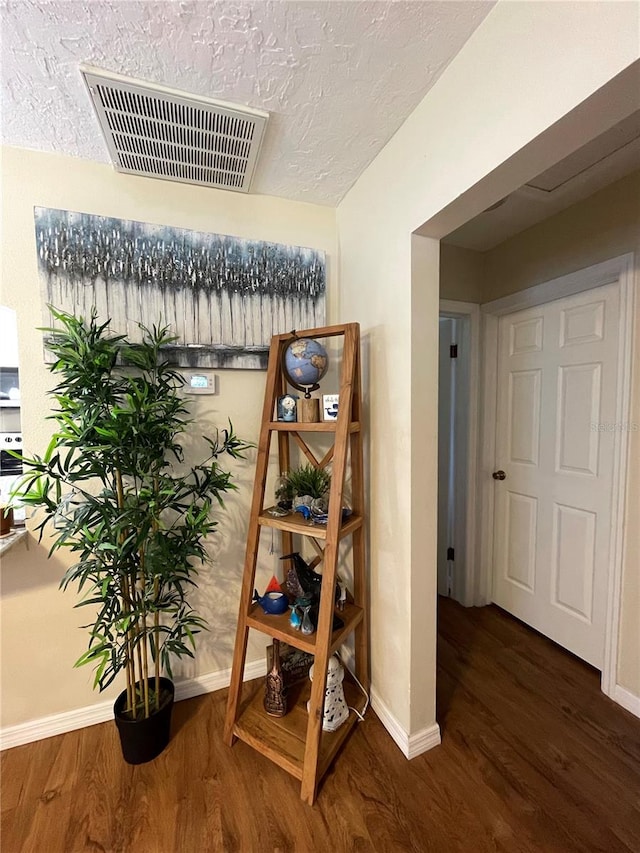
[483,171,640,301]
[482,170,640,697]
[440,243,484,303]
[0,146,337,728]
[338,0,639,736]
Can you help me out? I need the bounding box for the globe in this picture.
[284,338,329,394]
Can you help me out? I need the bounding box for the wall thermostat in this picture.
[183,373,218,395]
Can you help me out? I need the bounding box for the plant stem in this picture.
[138,545,150,719]
[115,468,136,715]
[154,575,160,713]
[134,620,145,721]
[115,468,125,513]
[141,616,150,719]
[152,479,160,714]
[121,574,135,714]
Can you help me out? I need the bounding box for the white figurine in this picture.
[307,654,349,732]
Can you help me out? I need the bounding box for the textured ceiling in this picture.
[0,0,493,205]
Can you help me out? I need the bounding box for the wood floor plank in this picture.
[2,599,639,852]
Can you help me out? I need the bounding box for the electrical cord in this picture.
[335,650,370,722]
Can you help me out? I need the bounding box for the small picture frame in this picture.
[277,394,298,422]
[322,394,339,421]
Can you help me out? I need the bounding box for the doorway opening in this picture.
[437,302,479,607]
[424,64,640,716]
[476,256,635,693]
[438,215,640,714]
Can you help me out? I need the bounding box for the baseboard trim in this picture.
[407,720,443,759]
[613,684,640,719]
[370,686,441,759]
[0,659,266,751]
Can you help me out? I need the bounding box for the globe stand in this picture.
[299,396,320,423]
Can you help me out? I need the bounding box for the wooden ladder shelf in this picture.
[223,322,368,805]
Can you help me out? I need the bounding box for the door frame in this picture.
[439,299,481,606]
[478,253,636,699]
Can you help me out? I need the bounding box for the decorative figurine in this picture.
[265,575,283,593]
[307,655,349,732]
[264,639,287,717]
[281,552,323,600]
[266,642,313,687]
[277,394,298,422]
[300,601,314,635]
[337,578,347,612]
[253,588,289,615]
[280,553,344,632]
[289,604,302,630]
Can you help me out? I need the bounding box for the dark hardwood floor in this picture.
[2,599,639,852]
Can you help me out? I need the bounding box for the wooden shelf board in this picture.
[246,601,364,655]
[258,509,363,540]
[272,323,355,342]
[233,674,365,785]
[268,421,360,433]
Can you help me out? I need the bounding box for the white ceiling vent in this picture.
[80,65,269,193]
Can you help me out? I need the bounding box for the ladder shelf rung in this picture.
[267,421,360,433]
[233,673,366,783]
[258,508,363,540]
[246,601,364,654]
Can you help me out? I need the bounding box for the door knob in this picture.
[492,470,506,480]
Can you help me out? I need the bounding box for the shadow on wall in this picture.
[181,476,255,676]
[166,423,260,677]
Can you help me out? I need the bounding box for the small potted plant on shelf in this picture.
[282,463,331,513]
[15,308,250,764]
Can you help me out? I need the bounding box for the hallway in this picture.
[436,597,640,850]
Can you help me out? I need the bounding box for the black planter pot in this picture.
[114,677,175,765]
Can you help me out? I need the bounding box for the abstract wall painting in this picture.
[33,207,326,369]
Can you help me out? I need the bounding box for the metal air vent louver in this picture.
[81,65,268,192]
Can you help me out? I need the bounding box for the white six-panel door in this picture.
[492,283,619,668]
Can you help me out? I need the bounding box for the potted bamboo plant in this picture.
[16,308,250,763]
